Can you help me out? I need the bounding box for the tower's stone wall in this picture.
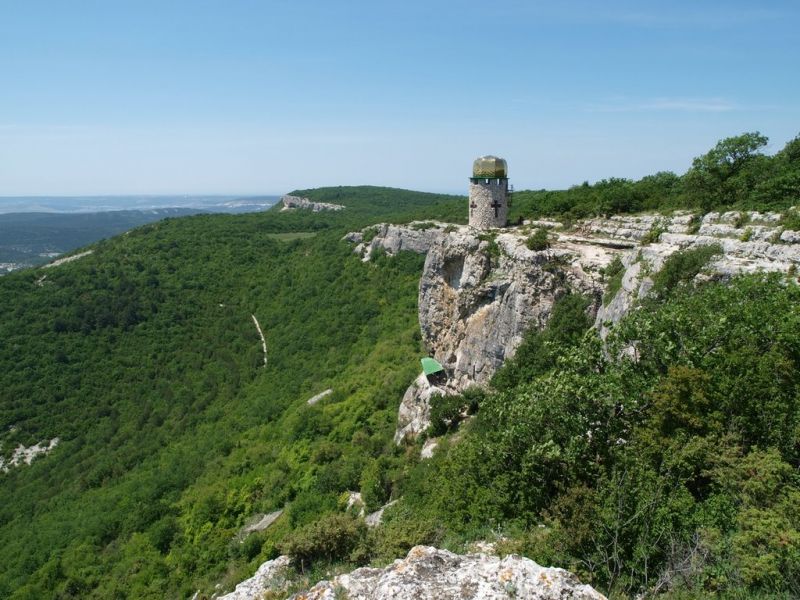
[469,180,508,229]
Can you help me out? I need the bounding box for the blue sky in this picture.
[1,0,798,195]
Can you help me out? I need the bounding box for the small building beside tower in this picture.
[469,155,510,229]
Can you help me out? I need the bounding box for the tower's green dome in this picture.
[472,155,507,178]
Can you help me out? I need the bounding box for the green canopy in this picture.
[421,357,444,376]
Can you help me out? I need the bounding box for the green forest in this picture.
[0,132,799,599]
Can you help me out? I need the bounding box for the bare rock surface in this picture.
[393,373,450,443]
[306,389,333,406]
[351,222,446,261]
[235,509,284,541]
[288,546,606,600]
[42,250,93,268]
[365,500,398,527]
[418,228,605,390]
[0,438,60,472]
[280,195,344,212]
[217,555,292,600]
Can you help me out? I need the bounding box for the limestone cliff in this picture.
[348,210,799,443]
[280,195,344,212]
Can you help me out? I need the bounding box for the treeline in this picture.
[511,132,800,220]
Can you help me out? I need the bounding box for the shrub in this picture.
[278,513,367,569]
[428,387,484,437]
[602,255,625,304]
[410,221,437,231]
[687,214,702,234]
[369,513,442,562]
[359,458,393,512]
[640,220,667,245]
[733,211,750,229]
[782,209,800,232]
[525,228,550,251]
[491,293,591,390]
[651,244,723,298]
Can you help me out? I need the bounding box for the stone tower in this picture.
[469,155,509,229]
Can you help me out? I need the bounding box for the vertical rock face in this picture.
[393,373,446,443]
[418,230,602,389]
[350,208,799,443]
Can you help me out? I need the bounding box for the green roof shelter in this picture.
[421,357,444,376]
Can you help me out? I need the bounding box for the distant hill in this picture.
[0,195,281,273]
[0,209,205,272]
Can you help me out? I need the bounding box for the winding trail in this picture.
[251,314,267,367]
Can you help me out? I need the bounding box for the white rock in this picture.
[280,195,344,212]
[217,555,292,600]
[394,373,448,443]
[345,491,365,517]
[307,389,333,406]
[289,546,606,600]
[352,222,448,261]
[0,437,60,473]
[421,438,439,459]
[345,211,800,443]
[236,510,284,539]
[42,250,93,269]
[365,500,398,527]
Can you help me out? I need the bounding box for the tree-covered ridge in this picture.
[0,202,429,598]
[283,185,467,228]
[511,132,800,221]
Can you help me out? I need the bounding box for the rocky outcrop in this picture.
[347,208,799,443]
[593,210,800,335]
[43,250,93,268]
[235,509,284,542]
[418,229,606,389]
[0,438,60,473]
[280,195,344,212]
[364,499,398,527]
[289,546,605,600]
[217,555,292,600]
[307,389,333,405]
[349,222,446,260]
[394,373,450,443]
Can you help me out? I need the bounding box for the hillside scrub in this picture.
[399,274,800,597]
[0,197,430,598]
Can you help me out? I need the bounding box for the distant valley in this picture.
[0,195,279,272]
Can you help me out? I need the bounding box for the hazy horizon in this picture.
[2,1,799,196]
[0,194,281,215]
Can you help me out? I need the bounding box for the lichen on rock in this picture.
[287,545,606,600]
